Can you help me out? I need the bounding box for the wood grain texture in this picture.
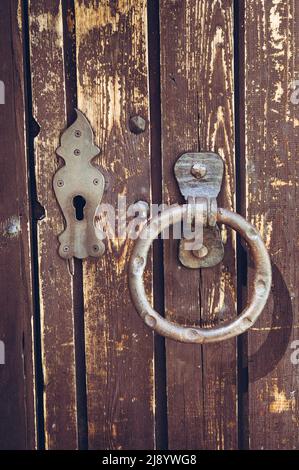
[75,0,155,449]
[28,0,78,449]
[160,0,237,449]
[244,0,299,449]
[0,0,36,450]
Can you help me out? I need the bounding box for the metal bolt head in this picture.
[191,163,207,179]
[193,245,208,259]
[74,130,81,138]
[129,115,146,134]
[74,148,81,156]
[63,245,70,253]
[93,178,99,186]
[57,179,64,187]
[93,245,99,253]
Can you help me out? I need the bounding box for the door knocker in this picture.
[129,152,272,344]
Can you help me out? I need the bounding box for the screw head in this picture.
[191,163,207,179]
[93,178,99,186]
[57,179,64,187]
[74,130,81,138]
[74,148,81,156]
[129,115,146,134]
[193,245,208,259]
[63,245,70,253]
[93,245,99,253]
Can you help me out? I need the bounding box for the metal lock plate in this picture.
[53,109,105,260]
[174,152,224,268]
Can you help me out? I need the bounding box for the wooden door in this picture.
[0,0,298,450]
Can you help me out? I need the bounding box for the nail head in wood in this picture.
[129,115,146,134]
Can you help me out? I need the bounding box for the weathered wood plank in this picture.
[28,0,78,449]
[244,0,299,449]
[0,0,36,450]
[75,0,155,449]
[160,0,237,449]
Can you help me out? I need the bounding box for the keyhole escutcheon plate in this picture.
[53,109,105,259]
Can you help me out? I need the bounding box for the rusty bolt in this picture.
[193,245,208,259]
[74,148,81,156]
[129,115,146,134]
[191,163,207,179]
[57,179,64,187]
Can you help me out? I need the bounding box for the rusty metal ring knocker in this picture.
[129,205,271,344]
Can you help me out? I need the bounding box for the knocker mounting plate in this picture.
[174,152,224,268]
[53,109,105,260]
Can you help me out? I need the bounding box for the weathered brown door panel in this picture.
[160,0,237,449]
[75,0,155,450]
[28,0,79,449]
[0,0,36,450]
[1,0,299,451]
[243,0,299,450]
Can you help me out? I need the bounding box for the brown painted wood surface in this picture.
[0,0,36,450]
[75,0,155,449]
[1,0,299,450]
[160,0,237,449]
[243,0,299,450]
[28,0,78,449]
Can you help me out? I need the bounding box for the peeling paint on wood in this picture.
[0,0,36,450]
[269,383,296,414]
[160,0,237,450]
[1,0,298,451]
[75,0,155,450]
[28,0,78,450]
[244,0,299,450]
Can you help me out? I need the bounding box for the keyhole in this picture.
[73,195,86,221]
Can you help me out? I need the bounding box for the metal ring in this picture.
[129,205,272,344]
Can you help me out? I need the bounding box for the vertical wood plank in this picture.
[244,0,299,449]
[75,0,155,449]
[28,0,78,449]
[0,0,36,450]
[160,0,237,449]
